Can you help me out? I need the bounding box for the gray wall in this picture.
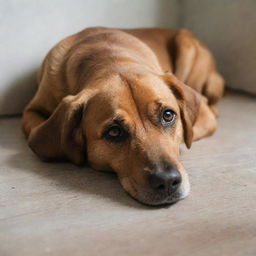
[180,0,256,95]
[0,0,179,115]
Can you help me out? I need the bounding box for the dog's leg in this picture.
[173,29,224,118]
[22,83,55,138]
[203,70,225,109]
[22,87,58,138]
[192,98,217,141]
[22,106,47,138]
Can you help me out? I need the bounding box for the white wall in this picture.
[1,0,256,115]
[0,0,179,115]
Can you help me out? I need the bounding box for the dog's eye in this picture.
[104,125,128,143]
[108,126,122,137]
[162,109,176,125]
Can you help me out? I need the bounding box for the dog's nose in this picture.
[149,166,181,194]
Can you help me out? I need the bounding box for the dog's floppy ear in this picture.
[28,89,96,165]
[163,73,201,148]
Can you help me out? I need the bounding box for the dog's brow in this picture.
[153,100,177,113]
[105,117,132,132]
[112,118,126,125]
[152,101,162,114]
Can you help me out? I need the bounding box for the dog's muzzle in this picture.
[120,164,190,206]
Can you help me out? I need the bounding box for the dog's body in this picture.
[22,27,224,205]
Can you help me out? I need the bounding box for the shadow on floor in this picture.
[4,137,169,210]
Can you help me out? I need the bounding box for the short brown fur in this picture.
[22,27,224,205]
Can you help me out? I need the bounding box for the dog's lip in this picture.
[145,195,182,206]
[127,190,183,207]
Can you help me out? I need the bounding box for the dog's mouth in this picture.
[130,189,187,206]
[120,176,190,206]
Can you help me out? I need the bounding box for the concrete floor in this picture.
[0,92,256,256]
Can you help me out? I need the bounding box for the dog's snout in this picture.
[149,166,181,194]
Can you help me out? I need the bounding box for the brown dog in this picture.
[22,27,224,205]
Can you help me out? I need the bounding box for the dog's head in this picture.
[30,72,201,205]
